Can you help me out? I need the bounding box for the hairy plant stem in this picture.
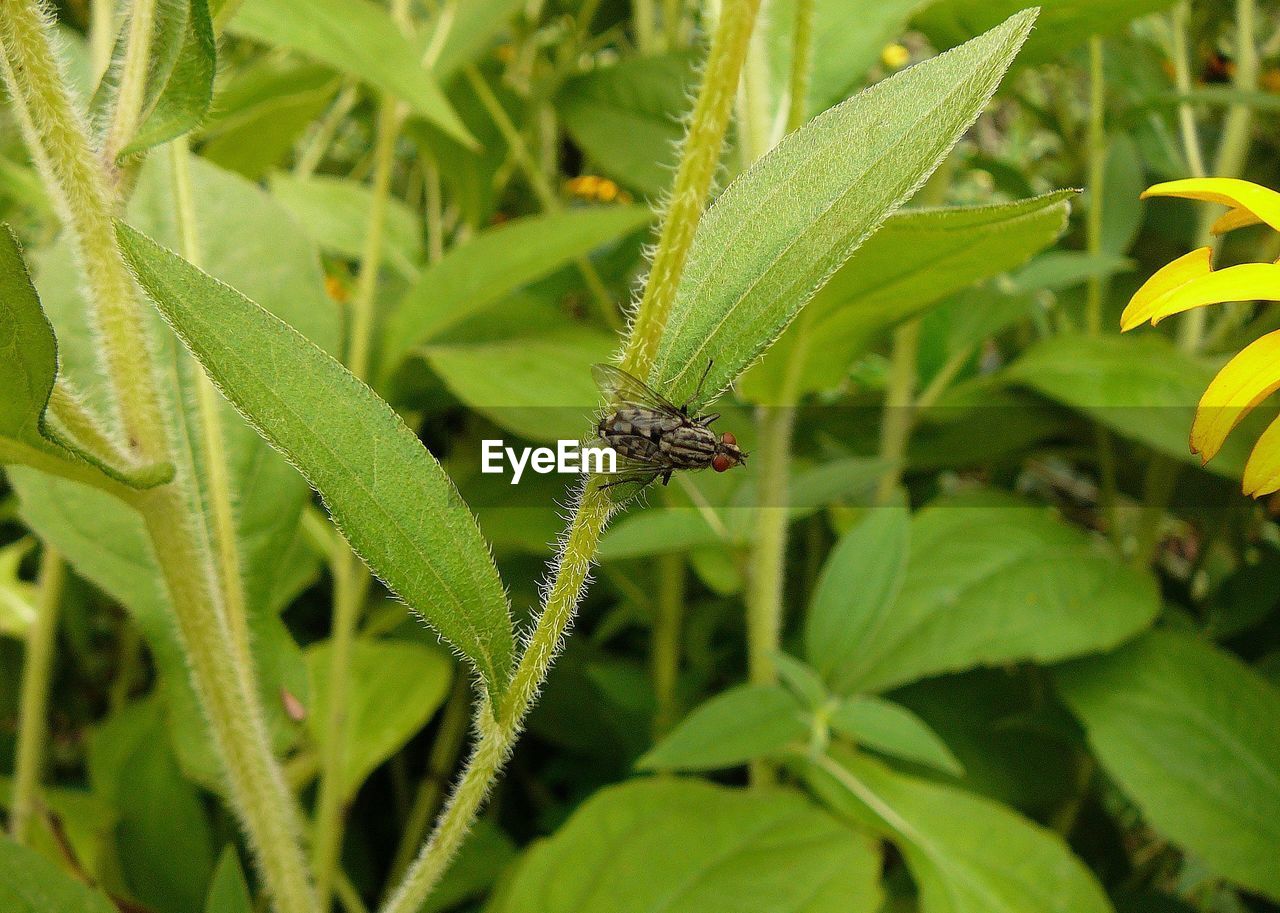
[1084,36,1106,336]
[382,491,616,913]
[387,673,472,884]
[382,4,761,908]
[103,0,159,163]
[462,65,620,330]
[8,547,65,845]
[622,0,764,374]
[0,4,315,910]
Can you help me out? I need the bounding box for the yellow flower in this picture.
[881,43,911,70]
[1121,178,1280,496]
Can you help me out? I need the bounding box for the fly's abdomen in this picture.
[661,425,718,469]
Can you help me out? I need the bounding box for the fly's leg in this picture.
[661,468,673,485]
[679,359,714,413]
[598,471,660,490]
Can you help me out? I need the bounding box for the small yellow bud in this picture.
[881,43,910,70]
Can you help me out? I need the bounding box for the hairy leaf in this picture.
[116,222,516,699]
[650,10,1038,407]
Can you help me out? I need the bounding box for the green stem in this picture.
[169,136,256,705]
[90,0,115,81]
[387,673,472,884]
[1085,36,1106,336]
[8,547,65,845]
[875,318,921,503]
[0,5,315,910]
[0,0,165,462]
[651,552,685,736]
[141,487,316,913]
[785,0,814,133]
[462,66,621,331]
[622,0,764,375]
[314,549,369,909]
[380,4,758,906]
[381,492,616,913]
[314,76,400,910]
[634,0,657,52]
[1170,2,1206,178]
[1181,0,1257,353]
[103,0,158,163]
[294,83,361,180]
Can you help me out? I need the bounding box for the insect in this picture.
[592,361,746,488]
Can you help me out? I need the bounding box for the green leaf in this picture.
[205,848,253,913]
[808,751,1112,913]
[833,492,1159,693]
[740,191,1071,401]
[558,53,698,196]
[269,172,424,278]
[427,0,525,79]
[0,777,117,882]
[598,508,745,560]
[494,778,883,913]
[305,638,452,799]
[88,699,215,913]
[382,205,651,377]
[116,221,516,699]
[638,684,809,771]
[198,61,339,180]
[1100,134,1145,255]
[1006,334,1250,477]
[1056,630,1280,900]
[0,226,171,488]
[229,0,474,146]
[805,505,911,694]
[830,695,963,776]
[767,0,925,115]
[774,653,830,710]
[651,10,1039,407]
[425,328,614,442]
[1007,250,1133,292]
[0,835,117,913]
[14,156,328,785]
[91,0,216,156]
[917,0,1177,65]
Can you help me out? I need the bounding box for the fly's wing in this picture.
[592,363,680,415]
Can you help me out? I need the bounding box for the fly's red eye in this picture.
[721,431,737,446]
[713,453,733,472]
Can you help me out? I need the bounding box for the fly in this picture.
[592,361,746,488]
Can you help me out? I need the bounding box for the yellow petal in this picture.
[1142,263,1280,329]
[1244,415,1280,497]
[1191,329,1280,462]
[1143,178,1280,233]
[1212,206,1263,235]
[1120,247,1212,331]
